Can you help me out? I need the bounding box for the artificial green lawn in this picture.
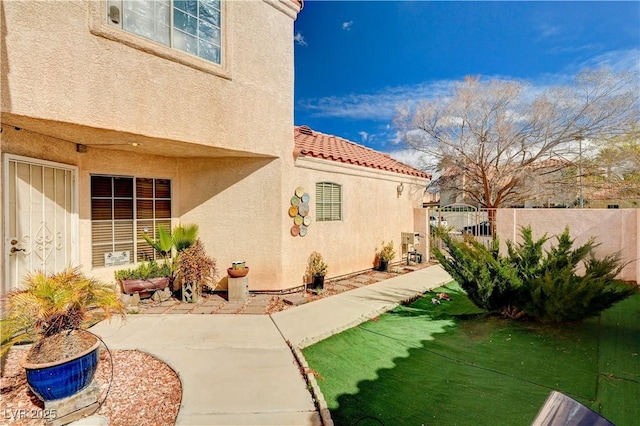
[303,283,640,426]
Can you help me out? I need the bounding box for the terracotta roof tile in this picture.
[294,126,431,179]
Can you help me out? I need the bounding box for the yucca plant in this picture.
[1,267,125,358]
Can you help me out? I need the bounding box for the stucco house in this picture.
[1,0,429,294]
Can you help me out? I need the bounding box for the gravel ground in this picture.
[1,348,181,426]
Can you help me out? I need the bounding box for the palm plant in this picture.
[1,267,125,358]
[141,223,200,286]
[172,223,199,253]
[143,223,199,260]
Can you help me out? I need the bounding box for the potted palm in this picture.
[307,252,328,292]
[377,241,396,272]
[0,267,125,401]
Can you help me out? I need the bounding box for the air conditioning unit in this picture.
[401,232,420,247]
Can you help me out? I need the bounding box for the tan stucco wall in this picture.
[1,0,297,158]
[1,0,299,291]
[495,208,640,283]
[285,156,429,285]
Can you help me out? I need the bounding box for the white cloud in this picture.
[358,131,370,143]
[297,80,454,121]
[578,48,640,74]
[294,32,307,46]
[389,148,438,171]
[342,21,353,31]
[296,51,639,124]
[536,23,562,41]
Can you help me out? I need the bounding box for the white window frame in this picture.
[89,0,230,79]
[316,182,343,222]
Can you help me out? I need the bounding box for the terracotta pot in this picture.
[119,277,170,296]
[227,267,249,278]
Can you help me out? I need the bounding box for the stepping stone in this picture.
[330,283,351,292]
[216,302,244,314]
[372,272,390,280]
[353,275,371,283]
[206,294,227,303]
[190,306,218,314]
[250,294,273,302]
[242,305,267,315]
[201,298,226,307]
[141,306,170,314]
[171,304,195,313]
[283,294,308,306]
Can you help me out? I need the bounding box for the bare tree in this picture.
[583,128,640,204]
[395,69,639,209]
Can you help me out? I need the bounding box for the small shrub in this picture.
[307,252,328,277]
[115,260,171,281]
[177,239,217,291]
[378,241,396,262]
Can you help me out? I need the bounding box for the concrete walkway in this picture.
[90,264,451,425]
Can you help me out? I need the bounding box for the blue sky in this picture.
[293,1,640,155]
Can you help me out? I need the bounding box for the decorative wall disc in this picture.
[290,187,310,237]
[298,202,309,217]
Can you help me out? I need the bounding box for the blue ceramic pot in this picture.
[21,338,101,401]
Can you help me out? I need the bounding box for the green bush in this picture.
[522,228,636,323]
[115,260,171,281]
[434,226,637,322]
[433,234,523,316]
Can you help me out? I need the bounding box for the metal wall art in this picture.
[289,186,311,237]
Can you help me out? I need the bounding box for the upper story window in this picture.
[107,0,222,64]
[316,182,342,222]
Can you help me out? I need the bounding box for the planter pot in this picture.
[227,267,249,278]
[119,277,170,296]
[378,259,389,272]
[20,335,101,401]
[312,274,325,291]
[182,281,199,303]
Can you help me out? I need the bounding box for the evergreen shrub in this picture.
[433,226,637,322]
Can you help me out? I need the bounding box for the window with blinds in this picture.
[91,175,172,267]
[316,182,342,222]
